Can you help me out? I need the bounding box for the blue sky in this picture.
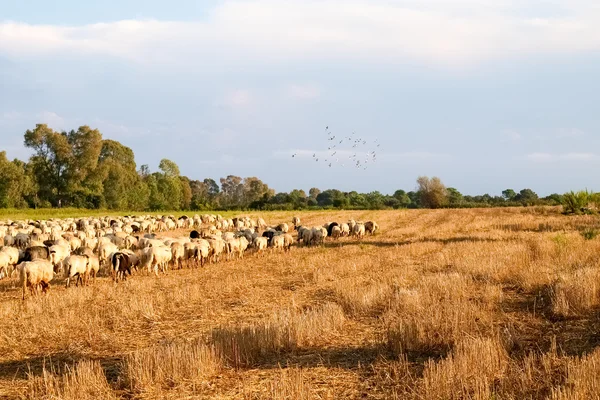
[1,0,599,195]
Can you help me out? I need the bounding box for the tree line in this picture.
[0,124,564,211]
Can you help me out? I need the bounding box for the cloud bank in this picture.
[2,0,600,67]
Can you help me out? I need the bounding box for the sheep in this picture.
[20,260,54,300]
[207,238,225,263]
[348,220,357,232]
[270,234,285,251]
[276,223,289,233]
[98,241,119,269]
[0,252,11,280]
[143,246,172,276]
[64,255,89,288]
[353,223,366,239]
[340,223,351,237]
[331,225,342,239]
[1,246,19,265]
[301,228,313,246]
[49,244,70,273]
[170,242,185,269]
[112,251,134,282]
[365,221,379,235]
[326,222,339,237]
[311,227,325,246]
[21,246,50,263]
[86,255,100,284]
[252,236,268,256]
[292,216,301,228]
[15,233,30,249]
[282,233,294,252]
[226,237,249,260]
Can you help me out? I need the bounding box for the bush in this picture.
[562,190,591,214]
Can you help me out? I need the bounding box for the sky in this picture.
[1,0,600,196]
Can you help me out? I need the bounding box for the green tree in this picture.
[24,124,72,206]
[309,187,321,199]
[446,187,464,206]
[502,189,517,201]
[515,188,539,206]
[393,189,412,208]
[0,152,35,208]
[220,175,243,207]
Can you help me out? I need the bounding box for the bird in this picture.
[329,163,332,167]
[313,153,316,157]
[325,126,329,130]
[292,153,296,158]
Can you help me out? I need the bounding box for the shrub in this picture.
[562,190,591,214]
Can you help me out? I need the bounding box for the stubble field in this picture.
[1,207,600,399]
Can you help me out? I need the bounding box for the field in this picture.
[2,208,600,399]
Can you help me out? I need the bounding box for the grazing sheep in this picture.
[365,221,379,235]
[170,242,185,269]
[98,241,119,269]
[20,260,54,300]
[348,220,356,232]
[0,252,11,280]
[64,255,89,288]
[282,234,294,251]
[252,236,268,256]
[276,223,289,233]
[112,251,134,282]
[0,246,19,266]
[207,238,225,263]
[49,244,70,273]
[326,222,339,237]
[301,228,313,246]
[340,223,351,237]
[331,225,342,239]
[270,235,285,251]
[86,255,100,284]
[311,227,326,246]
[353,223,366,239]
[21,246,50,263]
[144,246,172,276]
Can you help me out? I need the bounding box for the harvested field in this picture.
[2,207,600,398]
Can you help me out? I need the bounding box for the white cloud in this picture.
[286,84,321,100]
[527,152,598,162]
[1,1,600,67]
[37,111,65,129]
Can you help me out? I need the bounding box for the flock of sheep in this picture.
[0,214,379,300]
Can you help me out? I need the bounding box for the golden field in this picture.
[2,207,600,399]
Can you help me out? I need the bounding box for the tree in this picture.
[179,176,192,210]
[416,176,448,209]
[0,152,35,208]
[24,124,72,206]
[159,158,180,177]
[393,189,411,208]
[502,189,517,201]
[316,190,334,207]
[446,187,464,206]
[309,187,321,199]
[97,140,140,210]
[515,188,539,206]
[219,175,243,208]
[243,177,273,206]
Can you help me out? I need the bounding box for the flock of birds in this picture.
[292,126,381,170]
